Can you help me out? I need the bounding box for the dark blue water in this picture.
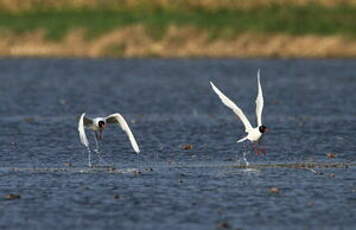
[0,58,355,229]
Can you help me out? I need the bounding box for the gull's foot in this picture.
[255,147,267,155]
[95,132,103,141]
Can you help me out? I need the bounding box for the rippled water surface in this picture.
[0,58,355,230]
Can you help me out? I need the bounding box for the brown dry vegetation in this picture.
[1,26,356,58]
[1,0,356,11]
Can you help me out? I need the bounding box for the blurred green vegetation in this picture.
[0,4,356,40]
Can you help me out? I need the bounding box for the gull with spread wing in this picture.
[78,113,140,166]
[210,69,268,154]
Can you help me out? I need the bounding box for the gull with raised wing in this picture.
[210,69,268,154]
[78,113,140,166]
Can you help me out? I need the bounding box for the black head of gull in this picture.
[98,120,106,128]
[259,125,268,133]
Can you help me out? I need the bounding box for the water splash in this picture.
[238,142,250,166]
[86,146,92,167]
[90,132,109,166]
[242,151,250,166]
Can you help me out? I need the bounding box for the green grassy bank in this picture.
[1,2,356,58]
[0,4,356,40]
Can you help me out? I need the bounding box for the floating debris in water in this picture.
[223,158,234,161]
[326,153,337,158]
[11,140,17,149]
[307,202,315,207]
[305,167,320,175]
[64,162,72,167]
[329,173,336,178]
[182,144,193,150]
[113,194,120,199]
[269,187,280,193]
[217,221,231,229]
[23,117,34,123]
[5,194,21,200]
[59,99,67,105]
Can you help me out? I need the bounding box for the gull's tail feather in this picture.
[237,136,248,143]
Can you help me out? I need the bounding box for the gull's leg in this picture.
[92,131,108,165]
[87,146,92,167]
[260,148,267,155]
[93,132,100,154]
[243,151,250,166]
[252,143,257,155]
[253,138,268,155]
[242,142,250,166]
[237,142,250,166]
[253,143,263,155]
[82,132,92,167]
[253,142,267,155]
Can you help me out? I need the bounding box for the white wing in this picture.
[255,69,264,127]
[78,113,89,147]
[105,113,140,153]
[210,82,253,132]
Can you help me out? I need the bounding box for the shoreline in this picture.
[1,27,356,58]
